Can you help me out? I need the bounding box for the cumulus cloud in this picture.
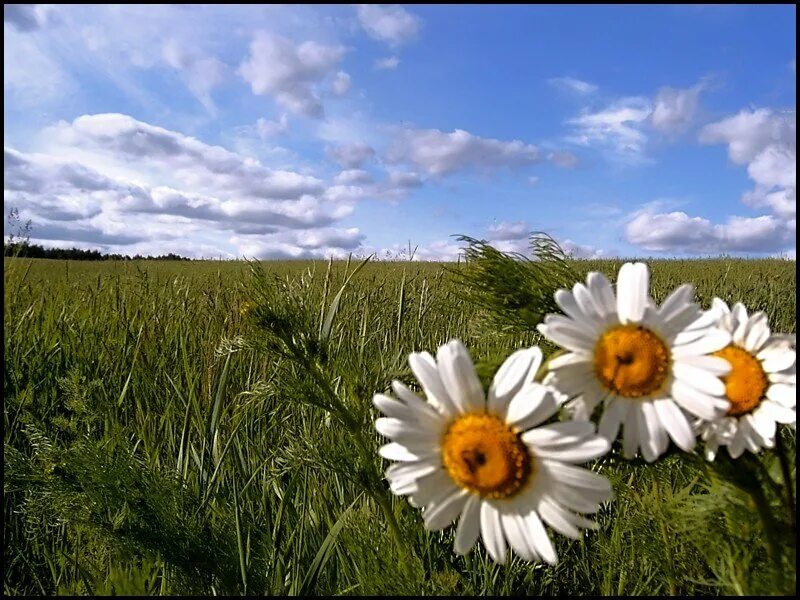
[357,4,421,46]
[331,70,351,95]
[327,142,376,168]
[232,227,365,259]
[334,169,373,185]
[389,127,547,176]
[238,32,346,118]
[566,97,653,164]
[162,38,226,113]
[625,207,794,254]
[47,113,324,200]
[487,220,529,241]
[700,108,796,220]
[625,107,796,256]
[650,83,704,135]
[548,76,597,95]
[256,114,290,138]
[5,114,377,258]
[374,56,400,70]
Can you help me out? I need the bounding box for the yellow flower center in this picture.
[594,325,670,398]
[713,345,768,416]
[441,413,533,499]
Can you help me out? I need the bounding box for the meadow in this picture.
[3,254,796,596]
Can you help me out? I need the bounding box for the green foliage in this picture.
[3,255,796,595]
[450,232,578,334]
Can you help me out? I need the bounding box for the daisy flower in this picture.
[374,340,613,564]
[694,299,796,460]
[538,262,732,462]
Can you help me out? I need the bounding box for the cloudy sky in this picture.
[3,4,796,259]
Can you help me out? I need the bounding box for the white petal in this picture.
[766,383,797,408]
[555,288,597,328]
[410,471,457,507]
[489,347,540,418]
[750,407,777,442]
[672,363,726,396]
[386,459,440,486]
[744,316,771,353]
[373,393,411,419]
[672,328,731,359]
[506,385,560,430]
[573,283,603,325]
[521,421,596,448]
[539,460,613,498]
[622,405,640,459]
[548,352,592,370]
[501,511,536,561]
[480,502,507,564]
[678,354,732,376]
[536,496,580,539]
[525,509,558,565]
[379,442,432,462]
[761,350,797,374]
[408,352,458,417]
[537,323,593,354]
[758,400,796,424]
[531,436,610,463]
[657,284,694,322]
[652,399,696,452]
[424,488,469,531]
[639,401,666,462]
[391,380,446,422]
[436,340,485,414]
[617,262,649,324]
[587,271,617,319]
[598,397,629,442]
[454,495,481,555]
[671,379,728,421]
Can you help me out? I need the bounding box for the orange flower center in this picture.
[441,414,533,499]
[594,325,670,398]
[713,345,768,416]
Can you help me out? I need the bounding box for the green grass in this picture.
[4,256,796,595]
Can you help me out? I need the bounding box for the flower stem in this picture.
[774,431,796,533]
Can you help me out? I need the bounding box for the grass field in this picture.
[4,255,796,595]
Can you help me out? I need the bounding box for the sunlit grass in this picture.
[3,255,796,595]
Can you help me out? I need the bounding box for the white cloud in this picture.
[162,38,227,113]
[334,169,373,184]
[650,83,704,135]
[356,4,421,46]
[566,97,653,164]
[327,142,375,168]
[700,108,796,220]
[256,114,290,138]
[389,127,545,176]
[487,220,529,241]
[5,114,379,258]
[331,70,352,95]
[387,170,423,188]
[374,56,400,70]
[548,76,597,95]
[238,32,346,118]
[625,206,795,254]
[547,151,578,168]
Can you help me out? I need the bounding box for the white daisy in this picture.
[538,262,732,462]
[694,299,796,460]
[374,340,613,564]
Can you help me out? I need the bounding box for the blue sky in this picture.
[3,4,796,259]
